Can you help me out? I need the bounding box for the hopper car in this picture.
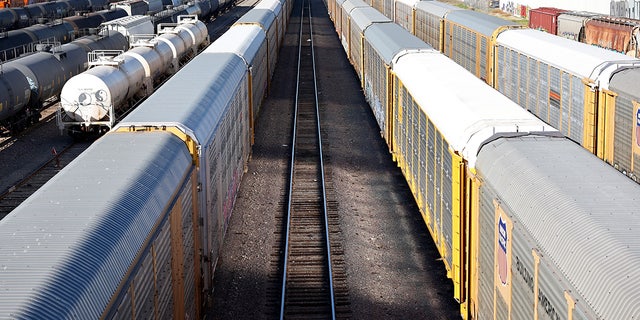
[0,0,289,317]
[332,0,640,183]
[325,1,640,318]
[58,15,209,136]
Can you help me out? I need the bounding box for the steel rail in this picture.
[279,0,335,317]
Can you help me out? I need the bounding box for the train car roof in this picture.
[476,136,640,319]
[0,132,192,319]
[234,8,276,28]
[414,0,463,18]
[253,0,283,15]
[497,28,640,88]
[393,51,557,167]
[395,0,420,9]
[350,7,391,32]
[205,24,266,68]
[445,10,518,37]
[609,67,640,99]
[364,23,432,64]
[342,0,369,14]
[114,52,246,146]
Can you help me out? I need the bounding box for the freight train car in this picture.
[0,8,127,61]
[0,0,290,316]
[0,0,109,31]
[58,15,208,136]
[328,3,640,319]
[352,0,640,182]
[0,29,128,133]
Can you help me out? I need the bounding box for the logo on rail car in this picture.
[497,216,508,285]
[494,201,513,304]
[635,106,640,148]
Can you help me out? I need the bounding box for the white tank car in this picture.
[59,16,208,135]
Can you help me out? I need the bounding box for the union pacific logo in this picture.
[636,108,640,148]
[497,216,508,285]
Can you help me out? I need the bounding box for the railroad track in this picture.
[269,0,350,317]
[0,142,90,220]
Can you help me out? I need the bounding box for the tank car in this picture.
[0,21,75,61]
[0,30,128,133]
[58,15,208,136]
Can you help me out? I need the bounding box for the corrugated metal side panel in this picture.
[363,39,386,132]
[419,106,427,216]
[252,41,269,121]
[382,0,393,21]
[442,140,452,268]
[206,129,222,269]
[539,62,549,122]
[395,0,412,32]
[447,22,480,78]
[518,53,527,107]
[585,19,633,54]
[267,23,278,83]
[351,23,363,79]
[414,6,441,49]
[477,182,496,319]
[181,175,196,319]
[510,233,535,319]
[133,248,156,319]
[476,136,640,319]
[527,55,538,114]
[548,66,561,130]
[203,67,250,270]
[155,219,174,318]
[427,119,436,233]
[613,93,633,174]
[113,289,134,319]
[341,5,349,39]
[411,99,419,198]
[536,256,570,320]
[609,68,640,179]
[435,133,443,245]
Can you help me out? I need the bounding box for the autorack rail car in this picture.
[0,0,290,316]
[326,0,640,318]
[351,0,640,183]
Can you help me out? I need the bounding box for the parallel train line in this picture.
[275,0,349,317]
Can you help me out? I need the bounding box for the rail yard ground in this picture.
[208,0,461,317]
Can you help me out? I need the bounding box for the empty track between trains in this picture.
[275,0,349,317]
